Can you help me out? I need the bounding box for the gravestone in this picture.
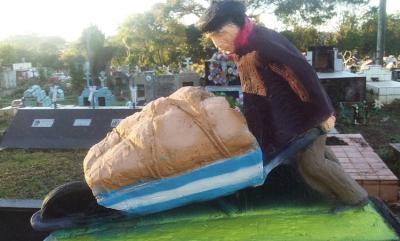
[176,72,200,87]
[136,71,200,103]
[143,71,157,102]
[154,74,176,100]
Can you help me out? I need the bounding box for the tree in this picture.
[246,0,369,26]
[115,3,189,69]
[78,25,114,85]
[69,62,85,92]
[326,7,400,57]
[359,8,400,57]
[385,13,400,55]
[335,13,362,53]
[35,42,63,70]
[59,47,86,91]
[280,26,320,52]
[161,0,205,18]
[358,7,378,56]
[185,24,215,64]
[0,44,18,65]
[1,34,65,69]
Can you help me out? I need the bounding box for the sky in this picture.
[0,0,399,41]
[0,0,166,41]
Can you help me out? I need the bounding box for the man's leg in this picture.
[297,135,368,205]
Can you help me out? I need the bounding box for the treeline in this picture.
[281,7,400,56]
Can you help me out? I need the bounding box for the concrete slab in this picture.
[0,199,48,241]
[367,81,400,104]
[367,80,400,89]
[0,198,42,209]
[0,108,140,149]
[317,71,365,79]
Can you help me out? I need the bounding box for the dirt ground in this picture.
[336,99,400,177]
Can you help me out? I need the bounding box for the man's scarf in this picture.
[234,18,254,52]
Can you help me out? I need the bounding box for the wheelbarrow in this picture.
[31,127,324,231]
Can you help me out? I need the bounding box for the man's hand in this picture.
[320,116,336,133]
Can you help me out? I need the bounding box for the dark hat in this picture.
[197,0,247,33]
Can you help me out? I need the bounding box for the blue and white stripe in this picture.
[96,148,265,216]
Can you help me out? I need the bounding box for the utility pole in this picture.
[376,0,386,65]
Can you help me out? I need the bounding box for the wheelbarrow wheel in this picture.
[31,181,125,231]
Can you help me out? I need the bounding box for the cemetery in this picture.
[1,49,400,240]
[1,50,400,240]
[0,0,400,241]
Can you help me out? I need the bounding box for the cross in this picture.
[182,57,193,71]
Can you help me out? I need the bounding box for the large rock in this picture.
[84,86,258,195]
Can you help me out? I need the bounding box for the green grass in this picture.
[0,114,13,138]
[0,149,86,199]
[0,95,15,108]
[0,88,126,199]
[61,96,79,105]
[1,92,86,199]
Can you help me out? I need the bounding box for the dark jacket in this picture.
[232,25,334,161]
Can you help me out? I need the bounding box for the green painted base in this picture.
[46,198,398,241]
[45,166,399,241]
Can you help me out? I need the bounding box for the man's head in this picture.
[198,1,247,54]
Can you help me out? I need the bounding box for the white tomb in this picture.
[362,65,400,104]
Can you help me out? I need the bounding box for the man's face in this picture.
[208,23,240,54]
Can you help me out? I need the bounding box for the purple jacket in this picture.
[232,25,334,160]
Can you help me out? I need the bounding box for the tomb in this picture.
[134,71,200,103]
[363,65,400,103]
[22,85,52,107]
[78,87,115,107]
[306,46,366,105]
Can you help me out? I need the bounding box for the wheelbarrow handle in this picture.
[263,127,324,178]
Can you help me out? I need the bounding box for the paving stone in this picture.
[328,133,399,202]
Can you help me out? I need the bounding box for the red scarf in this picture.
[234,18,254,52]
